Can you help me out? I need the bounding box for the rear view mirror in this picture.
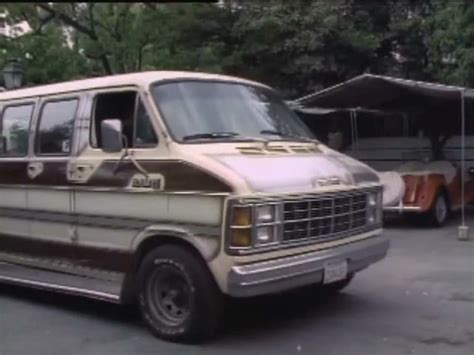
[101,119,123,153]
[468,167,474,178]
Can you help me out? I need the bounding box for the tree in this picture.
[1,3,234,81]
[424,1,474,87]
[1,1,473,96]
[228,1,390,97]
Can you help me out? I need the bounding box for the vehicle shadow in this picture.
[383,209,471,230]
[0,283,142,324]
[218,286,365,342]
[0,282,366,342]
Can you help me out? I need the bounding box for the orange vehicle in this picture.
[293,74,474,227]
[292,121,474,226]
[301,116,474,226]
[383,158,474,226]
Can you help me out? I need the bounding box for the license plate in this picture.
[323,259,348,284]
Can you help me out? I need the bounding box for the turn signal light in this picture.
[229,228,252,248]
[231,206,252,226]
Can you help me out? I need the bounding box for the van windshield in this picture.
[151,80,314,142]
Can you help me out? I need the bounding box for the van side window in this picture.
[36,99,78,155]
[0,104,34,157]
[92,91,157,149]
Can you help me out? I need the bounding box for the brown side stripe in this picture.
[0,233,133,274]
[0,207,221,233]
[0,160,232,192]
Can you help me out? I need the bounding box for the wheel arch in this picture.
[416,175,448,211]
[430,184,451,212]
[121,228,221,303]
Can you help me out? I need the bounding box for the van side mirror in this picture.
[101,119,124,153]
[468,167,474,178]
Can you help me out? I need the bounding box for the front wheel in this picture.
[137,245,222,343]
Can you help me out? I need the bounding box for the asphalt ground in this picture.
[1,211,473,355]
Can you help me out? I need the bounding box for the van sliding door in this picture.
[23,95,83,273]
[0,102,35,263]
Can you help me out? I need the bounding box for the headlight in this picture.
[367,209,376,224]
[256,205,276,223]
[366,191,382,224]
[228,203,280,249]
[368,193,377,207]
[256,226,276,245]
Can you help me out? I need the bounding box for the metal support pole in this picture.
[350,109,355,154]
[458,89,470,240]
[354,109,359,151]
[350,109,359,155]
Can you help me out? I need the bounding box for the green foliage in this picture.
[0,1,473,95]
[424,2,474,86]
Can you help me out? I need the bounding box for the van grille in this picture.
[282,191,370,243]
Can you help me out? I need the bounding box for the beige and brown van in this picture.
[0,71,389,342]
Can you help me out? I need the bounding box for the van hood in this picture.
[210,149,379,193]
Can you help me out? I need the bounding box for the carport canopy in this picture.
[293,74,474,113]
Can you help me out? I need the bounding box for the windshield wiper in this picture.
[182,132,239,141]
[260,129,318,143]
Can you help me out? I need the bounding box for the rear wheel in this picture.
[429,191,449,227]
[137,245,222,343]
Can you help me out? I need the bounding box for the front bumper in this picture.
[227,234,389,297]
[384,203,422,213]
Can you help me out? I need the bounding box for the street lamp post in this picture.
[2,59,24,90]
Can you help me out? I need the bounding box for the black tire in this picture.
[322,274,354,294]
[428,191,449,227]
[137,245,222,343]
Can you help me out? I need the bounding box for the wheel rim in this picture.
[435,195,447,224]
[146,264,191,327]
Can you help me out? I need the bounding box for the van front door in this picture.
[70,89,161,280]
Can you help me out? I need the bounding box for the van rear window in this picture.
[36,99,78,155]
[0,104,34,157]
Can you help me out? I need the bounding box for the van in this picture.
[0,71,389,342]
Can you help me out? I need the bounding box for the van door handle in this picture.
[68,163,94,183]
[27,162,44,179]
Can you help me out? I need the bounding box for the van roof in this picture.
[0,70,268,101]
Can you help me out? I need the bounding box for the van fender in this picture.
[131,224,221,262]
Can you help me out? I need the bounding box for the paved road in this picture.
[1,214,473,355]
